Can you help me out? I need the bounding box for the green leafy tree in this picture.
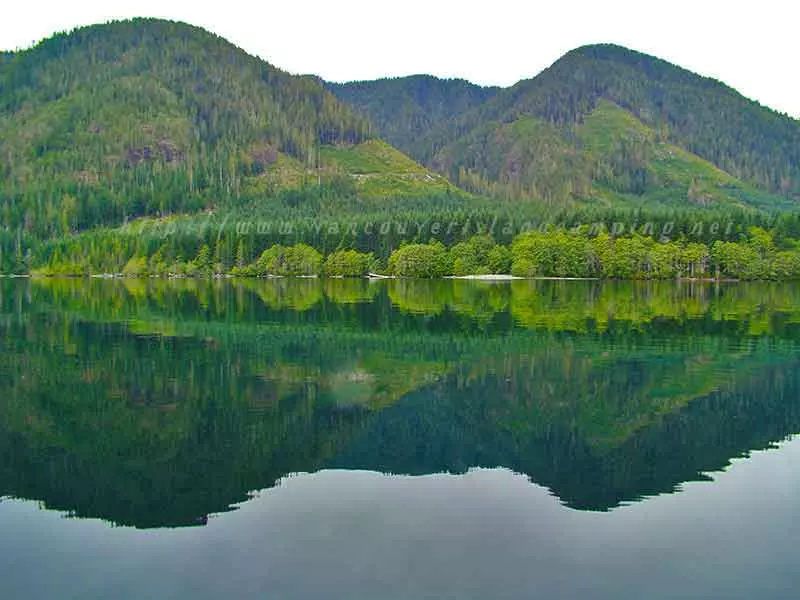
[254,244,323,276]
[324,250,376,277]
[388,242,452,278]
[449,235,496,275]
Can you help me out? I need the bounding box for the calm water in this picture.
[1,278,799,599]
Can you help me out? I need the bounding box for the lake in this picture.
[1,278,799,599]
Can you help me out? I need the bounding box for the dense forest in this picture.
[325,75,499,154]
[23,200,800,280]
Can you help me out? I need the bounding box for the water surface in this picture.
[1,279,799,598]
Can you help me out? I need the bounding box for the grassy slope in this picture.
[320,140,454,197]
[243,139,457,198]
[579,101,793,210]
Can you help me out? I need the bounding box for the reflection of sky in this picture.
[2,437,799,600]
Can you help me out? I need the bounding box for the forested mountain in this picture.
[338,45,800,210]
[0,19,450,239]
[2,20,800,276]
[326,75,498,155]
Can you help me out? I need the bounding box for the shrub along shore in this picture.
[26,226,800,281]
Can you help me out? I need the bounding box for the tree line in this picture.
[26,224,800,281]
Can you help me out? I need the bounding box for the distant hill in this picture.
[326,75,498,156]
[0,19,450,238]
[336,45,800,211]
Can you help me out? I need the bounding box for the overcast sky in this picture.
[2,0,798,117]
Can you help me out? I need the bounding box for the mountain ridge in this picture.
[330,43,800,209]
[1,18,799,247]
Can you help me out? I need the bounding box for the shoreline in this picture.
[446,274,523,281]
[10,273,754,283]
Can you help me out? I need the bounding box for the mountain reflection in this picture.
[1,278,798,527]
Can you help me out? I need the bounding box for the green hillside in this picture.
[326,75,498,155]
[430,99,793,210]
[0,19,449,239]
[340,45,800,210]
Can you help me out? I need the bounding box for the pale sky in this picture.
[1,0,798,118]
